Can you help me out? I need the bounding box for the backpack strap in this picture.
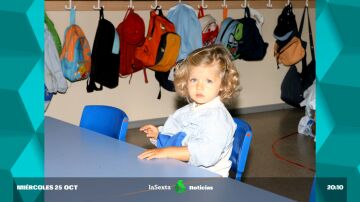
[143,69,148,83]
[223,7,228,20]
[86,78,103,93]
[155,6,163,16]
[126,65,148,84]
[149,10,158,37]
[123,7,132,21]
[299,6,315,70]
[198,6,205,18]
[99,7,104,20]
[70,8,76,25]
[244,6,251,18]
[298,6,306,37]
[157,84,162,99]
[306,6,315,61]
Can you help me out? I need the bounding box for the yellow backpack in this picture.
[148,32,180,72]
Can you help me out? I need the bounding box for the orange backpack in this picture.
[148,32,180,72]
[135,7,175,67]
[60,8,91,82]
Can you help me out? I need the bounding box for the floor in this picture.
[126,108,315,202]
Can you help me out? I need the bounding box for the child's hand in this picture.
[138,147,190,162]
[139,125,159,139]
[137,148,168,160]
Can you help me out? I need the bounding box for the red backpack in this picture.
[198,6,219,46]
[135,7,175,67]
[116,8,147,80]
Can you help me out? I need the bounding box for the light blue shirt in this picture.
[158,97,236,176]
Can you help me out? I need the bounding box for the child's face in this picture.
[187,64,222,105]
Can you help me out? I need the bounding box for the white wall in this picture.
[45,6,315,125]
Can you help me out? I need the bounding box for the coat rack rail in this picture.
[46,1,315,11]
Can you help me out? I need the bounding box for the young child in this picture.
[138,45,240,177]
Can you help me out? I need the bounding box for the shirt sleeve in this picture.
[152,108,185,147]
[187,113,234,167]
[157,132,187,148]
[160,108,185,136]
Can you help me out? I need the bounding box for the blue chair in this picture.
[230,118,253,181]
[79,105,128,141]
[309,178,316,202]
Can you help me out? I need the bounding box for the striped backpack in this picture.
[60,8,91,82]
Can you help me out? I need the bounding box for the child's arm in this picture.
[137,146,190,162]
[139,125,159,139]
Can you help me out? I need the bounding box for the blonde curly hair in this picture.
[174,44,240,103]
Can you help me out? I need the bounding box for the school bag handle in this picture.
[306,7,314,60]
[99,7,104,20]
[299,6,314,64]
[198,6,205,18]
[70,8,76,25]
[244,6,251,18]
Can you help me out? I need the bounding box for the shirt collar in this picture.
[191,96,223,111]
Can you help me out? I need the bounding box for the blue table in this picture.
[45,117,294,202]
[45,116,219,177]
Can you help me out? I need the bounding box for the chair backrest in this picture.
[308,178,316,202]
[230,118,253,181]
[79,105,128,141]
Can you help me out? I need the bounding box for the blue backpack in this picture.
[216,7,268,61]
[60,8,91,82]
[155,4,203,99]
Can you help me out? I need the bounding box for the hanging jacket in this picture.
[45,25,68,93]
[45,13,62,55]
[167,3,202,61]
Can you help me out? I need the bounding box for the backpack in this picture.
[281,65,304,108]
[198,6,219,46]
[60,8,91,82]
[149,32,181,72]
[116,8,146,79]
[274,3,306,68]
[154,3,202,98]
[274,3,297,41]
[216,18,243,59]
[155,67,176,99]
[135,7,175,67]
[248,7,264,35]
[280,7,315,108]
[87,7,120,92]
[167,3,202,61]
[237,7,268,61]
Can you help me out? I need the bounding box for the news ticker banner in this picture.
[0,0,44,201]
[4,177,349,202]
[12,178,296,202]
